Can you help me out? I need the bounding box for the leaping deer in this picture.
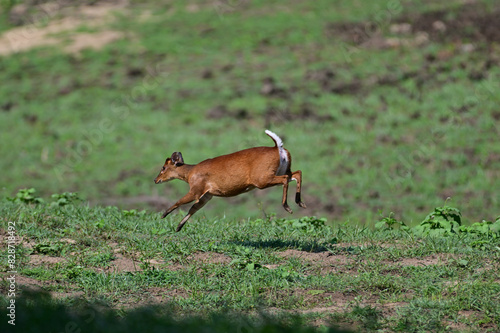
[154,130,306,231]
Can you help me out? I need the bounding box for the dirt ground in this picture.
[0,0,128,55]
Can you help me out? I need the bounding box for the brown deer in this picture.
[154,130,306,231]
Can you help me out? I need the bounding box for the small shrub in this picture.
[33,242,64,256]
[459,219,500,238]
[230,247,265,271]
[50,192,81,207]
[7,188,44,204]
[278,216,327,233]
[414,204,462,236]
[122,209,146,217]
[375,212,408,230]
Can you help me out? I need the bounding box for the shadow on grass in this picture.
[228,239,329,252]
[1,289,352,333]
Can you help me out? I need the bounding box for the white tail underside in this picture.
[265,130,289,176]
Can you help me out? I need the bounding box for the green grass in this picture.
[0,0,499,224]
[1,198,499,332]
[1,0,500,331]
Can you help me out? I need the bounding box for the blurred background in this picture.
[0,0,498,225]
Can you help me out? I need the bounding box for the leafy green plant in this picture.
[375,212,408,230]
[7,188,44,204]
[94,219,107,229]
[250,216,326,234]
[122,209,146,217]
[414,203,462,236]
[291,216,327,230]
[63,263,85,280]
[33,242,64,256]
[87,252,115,267]
[459,219,500,238]
[50,192,81,207]
[275,264,304,282]
[230,247,265,271]
[230,257,264,271]
[350,305,381,330]
[151,227,169,235]
[275,216,327,233]
[448,258,469,268]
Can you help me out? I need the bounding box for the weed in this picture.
[375,212,409,231]
[122,209,147,217]
[414,203,463,236]
[460,220,500,238]
[7,188,44,205]
[49,192,81,208]
[350,304,381,330]
[33,242,65,256]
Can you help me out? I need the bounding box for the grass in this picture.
[0,0,499,224]
[1,0,500,331]
[1,197,499,332]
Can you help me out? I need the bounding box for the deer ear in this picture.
[171,152,184,166]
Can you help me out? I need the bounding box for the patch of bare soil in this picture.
[143,287,190,304]
[320,2,500,98]
[0,0,128,55]
[0,274,44,290]
[385,255,443,267]
[165,251,233,271]
[162,251,232,271]
[104,253,144,273]
[397,2,500,44]
[0,274,79,300]
[187,251,232,265]
[277,249,459,277]
[285,288,410,322]
[298,291,350,314]
[29,254,66,266]
[279,249,351,272]
[327,2,500,47]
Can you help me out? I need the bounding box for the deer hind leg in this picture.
[255,175,293,214]
[176,193,213,232]
[291,170,306,208]
[281,179,292,213]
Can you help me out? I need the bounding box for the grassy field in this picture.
[1,0,500,331]
[0,0,498,224]
[0,195,499,332]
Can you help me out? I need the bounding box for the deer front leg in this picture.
[161,192,197,218]
[176,193,213,232]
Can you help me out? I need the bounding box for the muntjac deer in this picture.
[154,130,306,231]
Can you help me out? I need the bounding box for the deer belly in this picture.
[211,184,256,197]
